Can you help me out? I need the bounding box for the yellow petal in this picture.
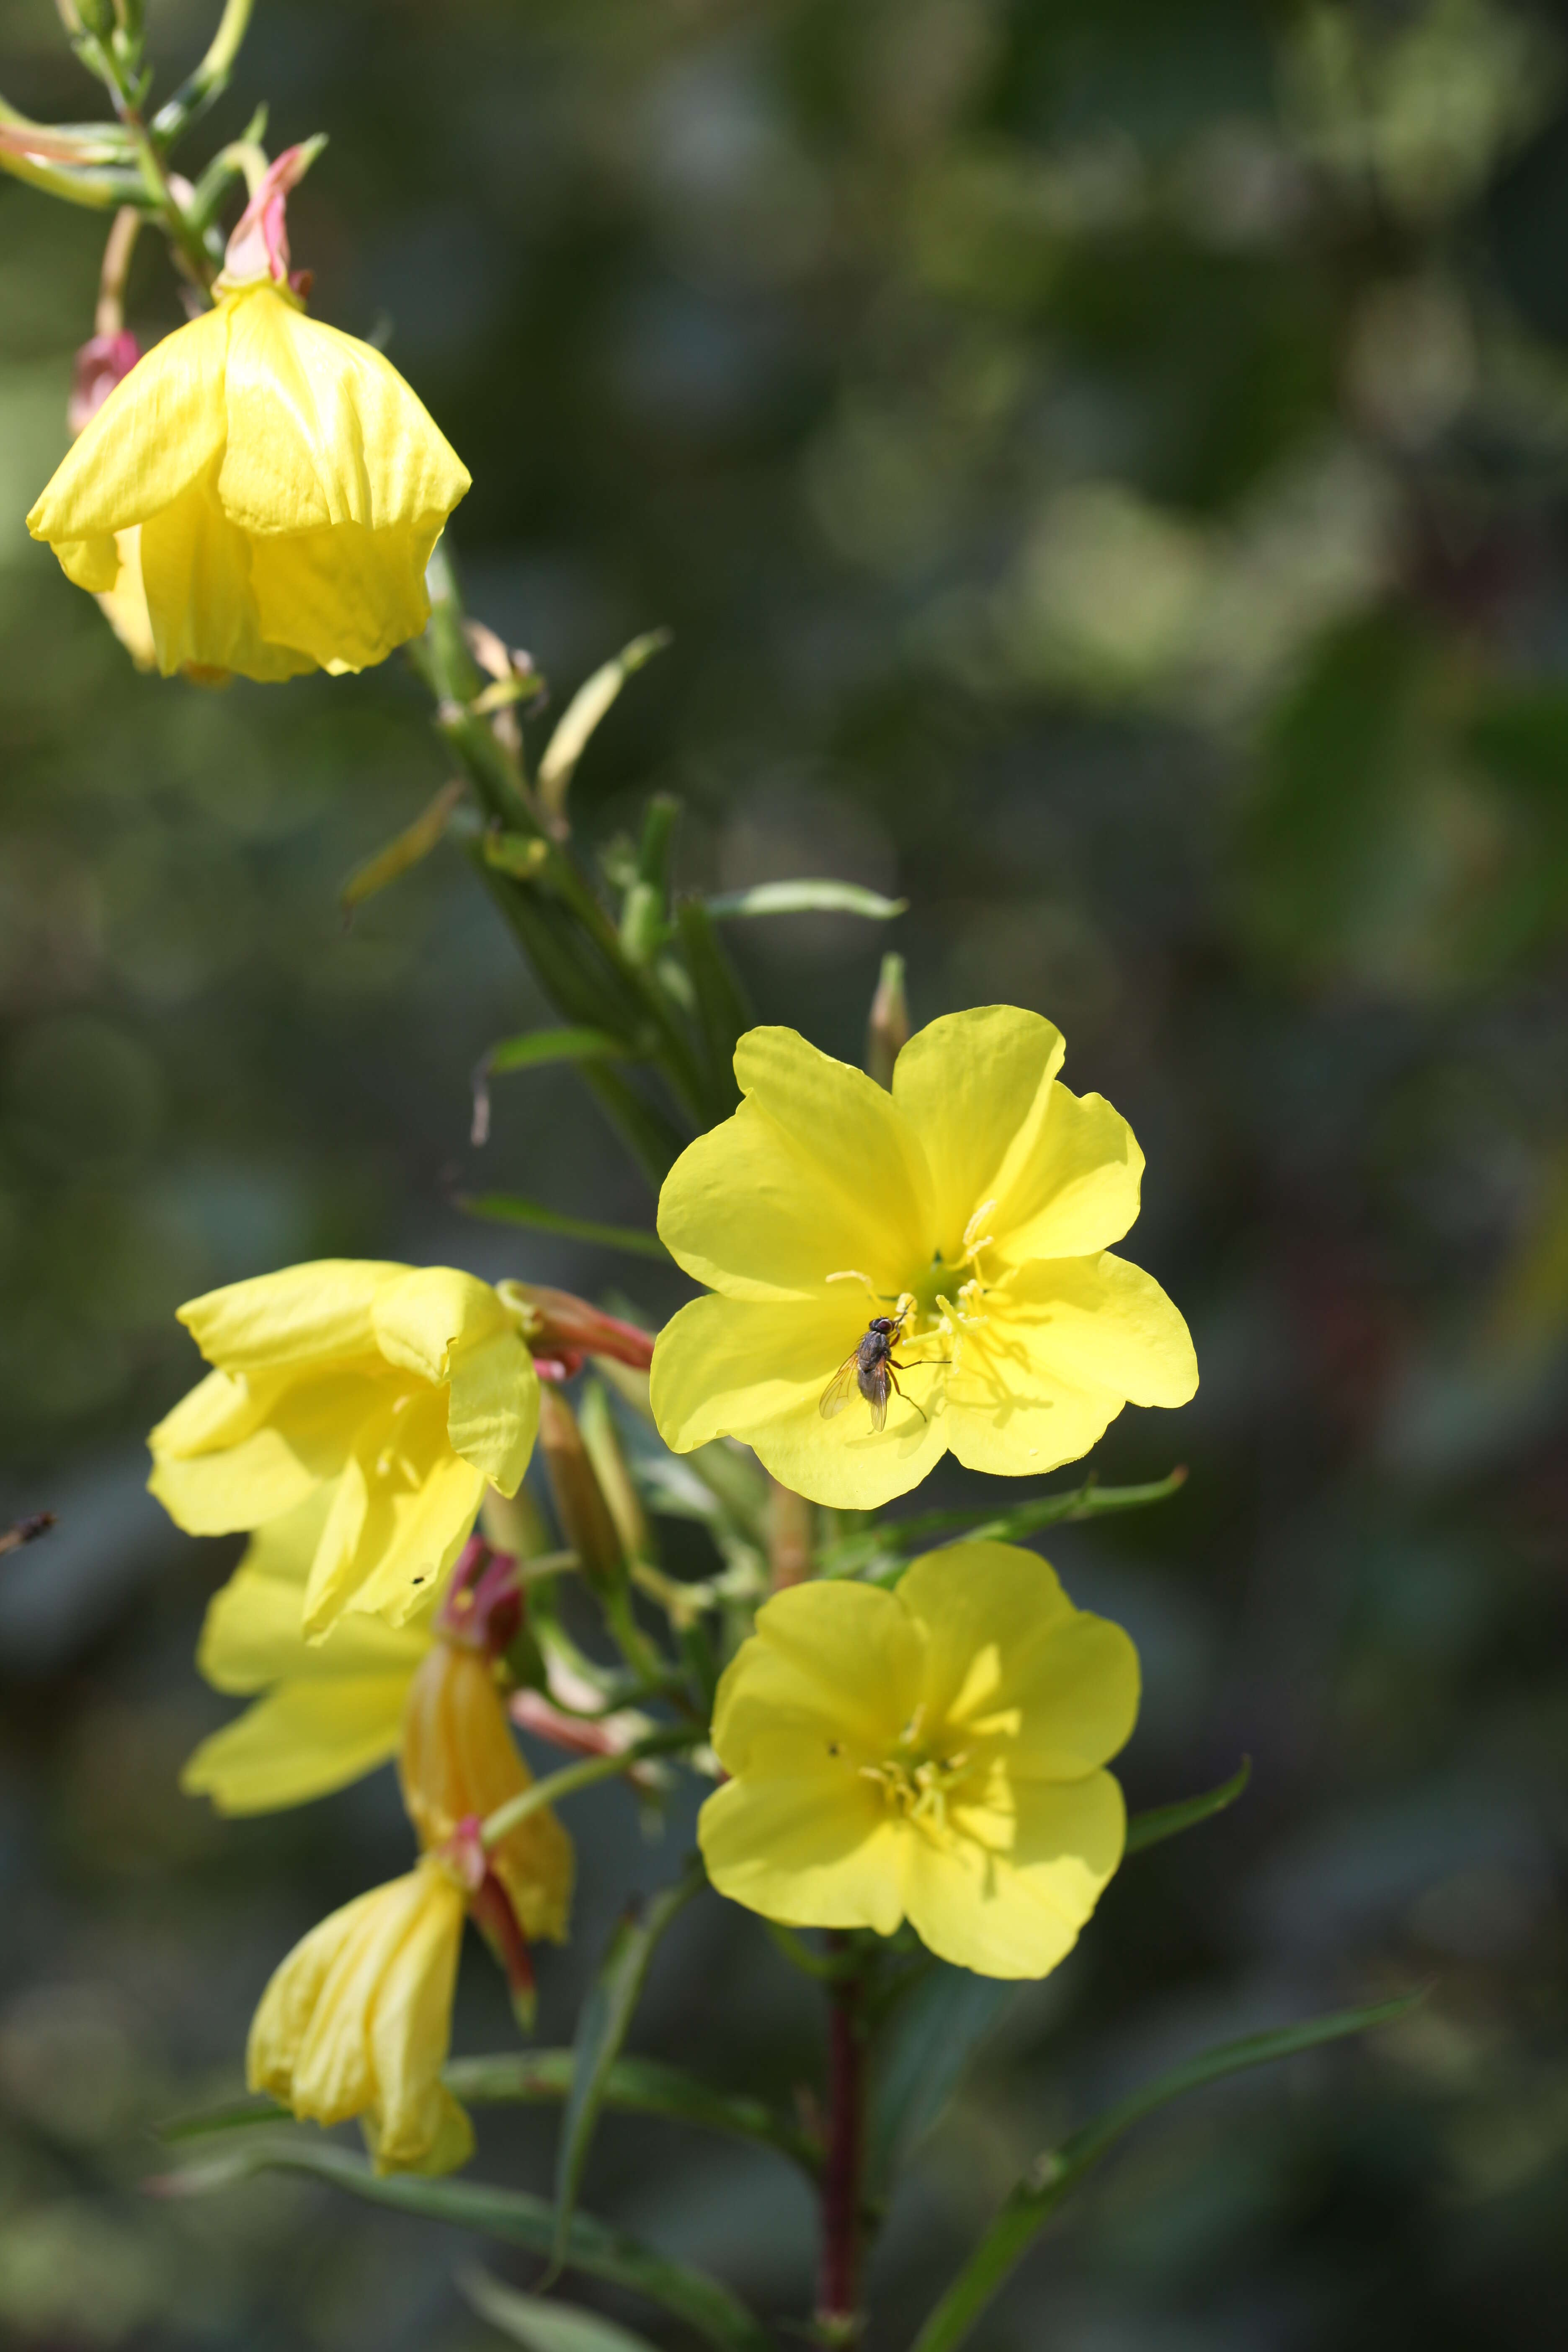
[649,1291,949,1509]
[900,1772,1125,1978]
[217,289,470,538]
[96,526,158,669]
[698,1775,908,1935]
[302,1387,485,1636]
[181,1674,415,1814]
[196,1490,433,1694]
[899,1542,1140,1779]
[993,1084,1145,1261]
[363,2083,474,2177]
[364,1870,468,2168]
[996,1251,1198,1406]
[890,1006,1066,1258]
[180,1260,408,1373]
[148,1368,383,1536]
[657,1027,934,1302]
[445,1327,537,1495]
[711,1579,926,1768]
[371,1266,509,1386]
[149,1364,284,1460]
[27,305,229,547]
[247,519,435,672]
[248,1880,383,2109]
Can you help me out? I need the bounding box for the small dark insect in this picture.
[819,1310,944,1433]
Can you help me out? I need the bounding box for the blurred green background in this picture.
[3,0,1567,2345]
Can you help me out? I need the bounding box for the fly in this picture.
[819,1308,945,1433]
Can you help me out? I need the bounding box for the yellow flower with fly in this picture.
[650,1006,1197,1509]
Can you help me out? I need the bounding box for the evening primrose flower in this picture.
[148,1261,538,1638]
[27,148,468,683]
[699,1541,1137,1978]
[248,1857,473,2174]
[181,1488,436,1815]
[651,1008,1197,1509]
[400,1638,573,1947]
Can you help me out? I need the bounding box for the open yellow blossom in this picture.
[699,1541,1138,1978]
[181,1488,436,1815]
[248,1857,472,2174]
[401,1640,573,1945]
[149,1261,538,1638]
[27,283,468,683]
[651,1008,1198,1509]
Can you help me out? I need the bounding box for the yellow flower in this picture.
[651,1008,1197,1509]
[248,1857,473,2174]
[27,284,469,683]
[149,1261,538,1638]
[699,1541,1138,1979]
[181,1488,435,1815]
[400,1639,573,1945]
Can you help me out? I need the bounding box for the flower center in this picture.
[858,1707,972,1839]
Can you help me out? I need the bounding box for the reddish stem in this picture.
[816,1940,865,2339]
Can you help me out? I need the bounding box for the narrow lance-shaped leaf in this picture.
[151,2139,771,2352]
[459,2268,659,2352]
[470,1026,630,1148]
[908,1990,1425,2352]
[676,899,750,1119]
[538,631,673,832]
[554,1854,707,2266]
[445,2049,820,2174]
[459,1191,671,1264]
[821,1469,1188,1581]
[866,1963,1018,2196]
[1125,1758,1251,1856]
[339,779,466,916]
[704,881,908,921]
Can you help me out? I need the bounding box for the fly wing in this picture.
[864,1362,890,1433]
[819,1354,861,1419]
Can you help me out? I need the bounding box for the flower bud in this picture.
[536,1384,625,1589]
[867,951,909,1089]
[68,330,139,437]
[499,1282,655,1381]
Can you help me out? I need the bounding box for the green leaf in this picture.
[866,1963,1018,2196]
[1125,1758,1251,1856]
[704,880,908,921]
[458,1191,671,1262]
[554,1855,706,2267]
[538,631,673,824]
[445,2049,818,2174]
[157,2094,288,2142]
[675,900,750,1115]
[470,1028,631,1147]
[908,1990,1424,2352]
[340,778,466,914]
[820,1469,1187,1581]
[460,2267,658,2352]
[155,2139,771,2352]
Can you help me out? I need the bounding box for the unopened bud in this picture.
[867,951,909,1090]
[499,1282,655,1380]
[577,1380,650,1567]
[480,1481,551,1560]
[219,138,326,291]
[536,1385,625,1588]
[68,330,139,436]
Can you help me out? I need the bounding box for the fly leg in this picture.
[886,1364,931,1426]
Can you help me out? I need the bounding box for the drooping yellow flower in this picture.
[248,1857,473,2174]
[400,1639,573,1945]
[27,272,468,683]
[650,1008,1198,1509]
[149,1261,538,1638]
[181,1488,435,1815]
[699,1541,1138,1979]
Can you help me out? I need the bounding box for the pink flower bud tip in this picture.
[436,1535,523,1656]
[68,330,140,436]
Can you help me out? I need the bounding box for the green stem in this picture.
[150,0,255,142]
[480,1723,703,1848]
